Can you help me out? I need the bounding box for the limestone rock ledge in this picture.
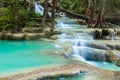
[0,28,61,40]
[105,50,120,67]
[0,62,114,80]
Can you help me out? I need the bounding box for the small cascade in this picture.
[35,2,44,15]
[56,19,78,24]
[55,18,107,62]
[72,46,106,61]
[116,54,120,60]
[35,1,51,16]
[109,29,115,40]
[92,29,115,40]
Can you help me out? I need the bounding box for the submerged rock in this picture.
[56,41,73,56]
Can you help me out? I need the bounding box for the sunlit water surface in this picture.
[0,40,68,76]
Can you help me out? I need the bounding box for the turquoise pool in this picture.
[0,41,68,74]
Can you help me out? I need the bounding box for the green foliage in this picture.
[0,8,12,31]
[60,0,84,14]
[25,20,36,28]
[0,0,39,31]
[34,13,42,17]
[76,7,84,14]
[18,6,32,27]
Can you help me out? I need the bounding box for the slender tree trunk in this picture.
[87,0,95,28]
[81,0,88,14]
[50,0,57,34]
[41,0,48,27]
[23,0,28,10]
[10,0,18,32]
[94,0,106,28]
[0,0,4,17]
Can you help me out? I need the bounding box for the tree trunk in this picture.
[94,0,107,28]
[28,0,34,11]
[0,0,4,17]
[23,0,29,10]
[50,0,57,35]
[41,0,48,27]
[87,0,95,28]
[81,0,88,14]
[10,0,18,32]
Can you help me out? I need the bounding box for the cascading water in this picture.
[35,1,51,16]
[55,17,120,71]
[35,1,44,15]
[56,18,106,62]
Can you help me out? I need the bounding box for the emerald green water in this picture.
[0,41,67,74]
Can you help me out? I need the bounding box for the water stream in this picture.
[55,18,120,71]
[0,2,119,79]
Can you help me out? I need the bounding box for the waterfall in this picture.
[55,18,107,62]
[35,1,51,16]
[109,29,114,40]
[35,2,44,15]
[72,46,106,61]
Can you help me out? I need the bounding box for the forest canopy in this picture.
[0,0,120,32]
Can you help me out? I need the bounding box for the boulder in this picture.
[50,35,59,40]
[105,50,120,67]
[93,29,102,39]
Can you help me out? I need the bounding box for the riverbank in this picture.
[0,59,116,80]
[0,27,60,40]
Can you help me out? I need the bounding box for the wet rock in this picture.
[56,41,73,55]
[3,33,13,40]
[12,33,25,40]
[116,29,120,37]
[77,19,86,25]
[101,29,109,39]
[107,45,120,51]
[22,28,43,33]
[105,50,120,67]
[105,50,112,62]
[52,29,61,35]
[93,29,102,39]
[36,33,46,38]
[115,60,120,67]
[50,35,59,40]
[24,33,38,40]
[93,29,115,40]
[44,29,51,38]
[86,43,109,50]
